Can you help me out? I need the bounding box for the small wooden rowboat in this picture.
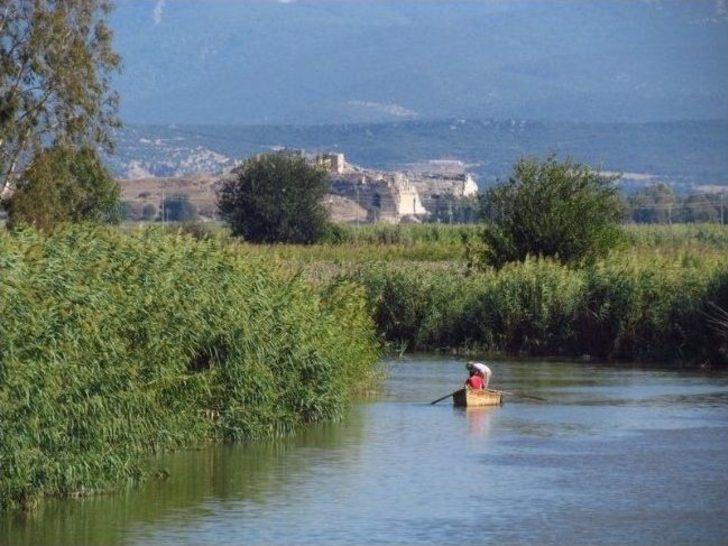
[453,387,503,407]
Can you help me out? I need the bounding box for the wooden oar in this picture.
[430,389,461,405]
[500,390,547,402]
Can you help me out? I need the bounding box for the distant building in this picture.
[117,150,480,224]
[316,153,347,175]
[318,152,476,224]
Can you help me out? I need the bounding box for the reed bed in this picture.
[0,226,378,510]
[623,223,728,249]
[335,250,728,365]
[256,224,728,366]
[2,223,726,510]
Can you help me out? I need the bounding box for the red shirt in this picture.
[466,375,484,389]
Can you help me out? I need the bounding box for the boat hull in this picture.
[453,388,502,407]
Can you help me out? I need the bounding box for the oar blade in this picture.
[430,389,459,405]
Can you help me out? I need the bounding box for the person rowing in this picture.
[430,361,499,405]
[465,361,492,390]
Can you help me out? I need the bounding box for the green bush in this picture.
[218,153,330,244]
[4,146,121,231]
[337,251,728,366]
[0,226,378,510]
[480,156,624,267]
[162,193,197,222]
[142,203,158,221]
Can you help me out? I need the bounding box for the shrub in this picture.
[4,146,121,231]
[118,200,140,221]
[479,156,623,267]
[142,203,158,221]
[333,246,727,366]
[162,193,197,222]
[218,153,330,244]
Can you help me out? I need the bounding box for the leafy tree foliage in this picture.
[627,183,677,224]
[428,195,480,224]
[479,156,623,267]
[118,200,136,221]
[218,153,331,244]
[5,146,120,230]
[0,0,120,196]
[162,193,197,222]
[142,203,157,221]
[627,184,724,224]
[681,194,719,223]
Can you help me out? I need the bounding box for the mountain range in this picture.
[110,0,728,125]
[109,119,728,193]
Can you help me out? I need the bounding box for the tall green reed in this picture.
[0,225,378,510]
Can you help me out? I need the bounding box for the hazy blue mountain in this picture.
[109,119,728,192]
[110,0,728,125]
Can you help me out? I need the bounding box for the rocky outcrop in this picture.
[117,151,479,224]
[318,152,476,224]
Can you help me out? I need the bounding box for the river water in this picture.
[3,356,728,545]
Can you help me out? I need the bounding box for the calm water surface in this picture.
[3,357,728,545]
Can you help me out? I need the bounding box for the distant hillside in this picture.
[109,119,728,193]
[110,0,728,124]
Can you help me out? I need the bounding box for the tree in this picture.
[162,193,197,222]
[627,183,677,224]
[428,195,480,224]
[142,203,157,221]
[479,156,623,267]
[5,145,120,230]
[682,194,718,223]
[118,200,136,221]
[218,153,331,244]
[0,0,120,196]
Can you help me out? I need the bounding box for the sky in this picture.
[109,0,728,125]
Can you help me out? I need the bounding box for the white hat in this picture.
[473,362,491,376]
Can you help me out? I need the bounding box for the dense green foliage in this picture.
[163,193,198,222]
[0,0,120,194]
[1,222,725,512]
[322,223,481,246]
[626,183,726,224]
[4,147,121,230]
[340,255,727,365]
[240,224,728,367]
[142,203,158,221]
[480,157,624,267]
[622,224,728,249]
[0,226,378,510]
[218,154,331,244]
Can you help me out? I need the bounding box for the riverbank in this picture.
[1,223,726,511]
[244,224,728,367]
[0,226,378,510]
[4,356,727,546]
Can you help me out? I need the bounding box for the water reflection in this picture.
[461,407,498,438]
[1,411,367,546]
[2,357,727,546]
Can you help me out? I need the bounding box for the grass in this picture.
[2,222,726,511]
[239,223,728,366]
[0,225,378,510]
[337,252,727,365]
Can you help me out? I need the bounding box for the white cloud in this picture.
[153,0,166,26]
[348,100,418,119]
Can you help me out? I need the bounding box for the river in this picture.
[3,356,728,545]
